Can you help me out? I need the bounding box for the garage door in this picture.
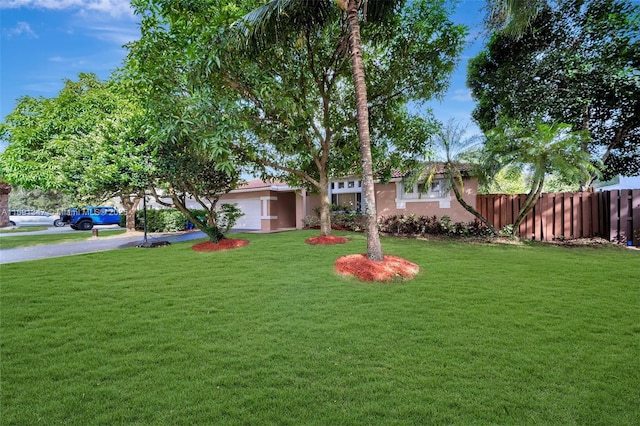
[225,199,261,230]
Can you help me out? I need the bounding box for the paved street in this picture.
[0,227,208,264]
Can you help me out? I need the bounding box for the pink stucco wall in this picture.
[376,178,478,223]
[220,189,304,232]
[270,191,297,229]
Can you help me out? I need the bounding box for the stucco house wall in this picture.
[376,177,478,223]
[222,173,480,233]
[220,182,305,232]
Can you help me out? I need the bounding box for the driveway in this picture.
[0,228,208,264]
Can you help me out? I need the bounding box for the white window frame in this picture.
[329,179,363,212]
[395,178,451,209]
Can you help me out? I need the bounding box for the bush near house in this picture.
[304,211,367,232]
[119,209,190,232]
[304,211,492,238]
[378,214,492,238]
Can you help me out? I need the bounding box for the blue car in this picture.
[58,206,121,230]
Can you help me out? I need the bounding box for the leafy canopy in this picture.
[468,0,640,179]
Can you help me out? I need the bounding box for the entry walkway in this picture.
[0,230,207,265]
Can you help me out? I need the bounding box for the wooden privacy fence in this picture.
[477,190,640,246]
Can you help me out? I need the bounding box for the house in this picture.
[219,180,306,232]
[221,166,479,232]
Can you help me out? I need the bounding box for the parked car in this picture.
[8,209,60,227]
[58,206,121,230]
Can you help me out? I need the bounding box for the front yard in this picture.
[1,230,638,424]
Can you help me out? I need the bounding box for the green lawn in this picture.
[0,226,48,234]
[1,230,638,424]
[0,229,127,249]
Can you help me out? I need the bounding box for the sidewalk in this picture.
[0,230,207,265]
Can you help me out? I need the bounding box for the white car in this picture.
[8,210,61,227]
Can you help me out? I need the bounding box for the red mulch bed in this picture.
[335,254,420,282]
[191,239,250,251]
[305,235,349,245]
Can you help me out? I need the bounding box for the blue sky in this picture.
[1,0,487,136]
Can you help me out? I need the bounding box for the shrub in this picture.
[378,214,491,238]
[122,209,190,233]
[332,212,367,232]
[303,211,366,232]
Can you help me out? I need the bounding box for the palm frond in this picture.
[231,0,334,49]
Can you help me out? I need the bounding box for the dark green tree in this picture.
[129,0,465,260]
[234,0,465,260]
[469,0,640,180]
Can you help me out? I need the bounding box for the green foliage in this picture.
[0,73,154,202]
[481,120,598,234]
[7,187,74,212]
[469,0,640,178]
[120,209,189,233]
[378,214,493,237]
[216,203,244,235]
[127,0,466,240]
[480,167,583,194]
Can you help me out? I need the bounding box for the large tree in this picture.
[469,0,640,181]
[146,87,241,242]
[126,8,245,241]
[228,1,459,236]
[0,74,153,231]
[233,0,465,260]
[129,0,465,260]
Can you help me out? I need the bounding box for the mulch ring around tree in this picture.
[305,235,349,245]
[335,254,420,282]
[191,239,250,252]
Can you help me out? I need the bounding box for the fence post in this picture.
[632,190,640,246]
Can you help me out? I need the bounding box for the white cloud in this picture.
[2,21,38,38]
[85,24,140,45]
[451,89,473,102]
[1,0,134,19]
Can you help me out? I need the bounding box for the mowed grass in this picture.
[0,229,126,249]
[1,230,638,425]
[0,226,48,234]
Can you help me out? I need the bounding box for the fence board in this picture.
[540,193,551,240]
[552,193,561,238]
[590,192,599,236]
[582,193,592,237]
[620,190,631,244]
[633,190,640,246]
[610,191,619,242]
[476,190,639,244]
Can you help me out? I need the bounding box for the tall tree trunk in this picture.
[448,172,496,234]
[0,182,11,228]
[512,176,545,236]
[120,194,141,233]
[346,1,383,261]
[318,174,332,236]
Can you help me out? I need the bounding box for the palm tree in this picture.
[485,0,546,37]
[483,121,598,236]
[405,120,496,233]
[236,0,401,261]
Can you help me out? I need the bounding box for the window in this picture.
[400,179,447,200]
[329,179,363,212]
[331,193,362,211]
